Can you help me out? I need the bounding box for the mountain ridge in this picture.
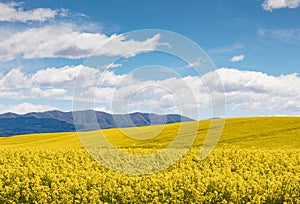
[0,110,194,136]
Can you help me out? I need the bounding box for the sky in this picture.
[0,0,299,119]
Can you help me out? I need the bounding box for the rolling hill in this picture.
[0,117,299,203]
[1,116,299,150]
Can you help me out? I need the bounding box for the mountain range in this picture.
[0,110,193,136]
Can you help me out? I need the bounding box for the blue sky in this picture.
[0,0,299,119]
[16,0,300,75]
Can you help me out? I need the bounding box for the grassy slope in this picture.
[0,117,299,150]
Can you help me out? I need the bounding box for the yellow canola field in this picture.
[0,117,300,203]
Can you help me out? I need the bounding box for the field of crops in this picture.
[0,117,300,203]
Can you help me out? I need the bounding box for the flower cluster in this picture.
[0,147,299,203]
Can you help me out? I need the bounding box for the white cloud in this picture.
[1,66,300,116]
[0,2,59,22]
[214,68,300,113]
[0,103,57,114]
[31,65,134,88]
[85,87,116,102]
[90,76,207,118]
[119,68,299,115]
[257,28,300,44]
[104,63,123,69]
[0,91,26,99]
[31,65,99,87]
[0,65,133,99]
[0,24,161,61]
[0,88,68,100]
[30,87,67,98]
[231,55,245,62]
[262,0,300,11]
[0,68,29,90]
[188,60,200,68]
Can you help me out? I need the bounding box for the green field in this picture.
[0,117,300,203]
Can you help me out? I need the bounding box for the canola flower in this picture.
[1,117,300,203]
[0,147,299,203]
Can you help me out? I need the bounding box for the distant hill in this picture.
[0,110,193,136]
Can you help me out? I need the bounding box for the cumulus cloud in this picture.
[231,54,245,62]
[31,65,99,87]
[0,68,29,90]
[89,79,198,117]
[0,24,161,61]
[0,2,161,61]
[262,0,300,11]
[215,68,300,113]
[0,66,300,116]
[0,103,57,114]
[31,65,134,88]
[103,68,300,115]
[0,65,134,99]
[0,2,60,22]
